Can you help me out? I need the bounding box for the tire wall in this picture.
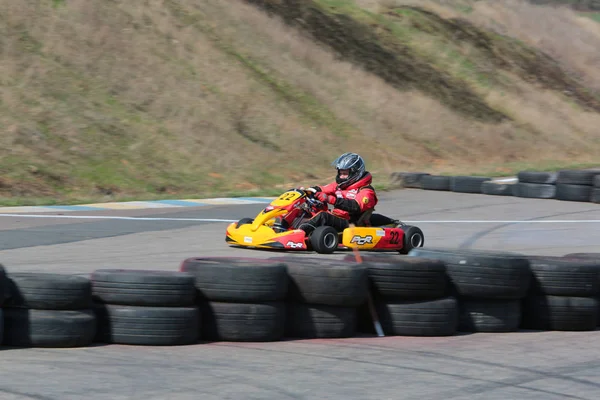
[391,168,600,203]
[0,249,598,348]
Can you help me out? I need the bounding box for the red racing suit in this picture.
[316,172,378,223]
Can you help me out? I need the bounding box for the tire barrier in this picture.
[1,249,599,348]
[180,257,288,342]
[392,168,600,203]
[405,248,531,333]
[268,256,366,339]
[340,255,457,336]
[481,180,513,196]
[3,272,97,347]
[389,172,430,189]
[407,250,600,331]
[91,270,200,346]
[591,174,600,204]
[562,252,600,324]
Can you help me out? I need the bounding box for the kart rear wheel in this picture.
[236,218,254,228]
[399,225,424,255]
[310,226,339,254]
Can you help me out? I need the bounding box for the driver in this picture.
[299,152,380,235]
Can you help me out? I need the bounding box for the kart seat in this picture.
[354,209,374,227]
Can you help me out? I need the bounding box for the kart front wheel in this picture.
[399,225,425,255]
[310,226,339,254]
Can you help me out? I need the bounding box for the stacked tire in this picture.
[390,172,430,189]
[522,257,600,330]
[271,256,368,339]
[555,169,600,202]
[592,175,600,203]
[345,254,458,336]
[450,176,491,194]
[92,269,200,345]
[3,271,96,347]
[481,180,515,196]
[420,175,451,191]
[514,171,557,199]
[180,257,288,342]
[563,252,600,325]
[408,248,531,333]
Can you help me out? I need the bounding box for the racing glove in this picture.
[315,192,337,205]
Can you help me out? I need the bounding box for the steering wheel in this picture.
[300,188,329,211]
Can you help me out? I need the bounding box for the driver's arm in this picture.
[332,197,361,214]
[339,190,375,215]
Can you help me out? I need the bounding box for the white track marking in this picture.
[402,220,600,223]
[0,214,599,223]
[0,214,237,222]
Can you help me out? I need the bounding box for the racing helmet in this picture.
[332,152,366,189]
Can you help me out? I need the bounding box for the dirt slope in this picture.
[1,0,599,205]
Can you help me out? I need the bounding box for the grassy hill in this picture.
[1,0,599,205]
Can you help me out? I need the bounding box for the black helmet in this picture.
[332,152,366,189]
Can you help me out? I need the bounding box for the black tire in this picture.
[420,175,450,191]
[450,176,491,193]
[95,304,199,345]
[180,257,289,302]
[458,299,521,332]
[481,181,515,196]
[363,258,447,300]
[527,256,600,297]
[517,171,558,184]
[376,297,458,336]
[91,269,196,307]
[0,263,9,306]
[592,188,600,203]
[310,225,339,254]
[342,253,403,263]
[0,309,4,343]
[399,225,425,254]
[271,257,368,307]
[555,184,593,202]
[408,248,531,300]
[201,301,285,342]
[390,172,430,189]
[236,217,254,227]
[3,309,96,347]
[556,169,600,186]
[521,295,598,331]
[285,303,357,339]
[563,252,600,261]
[5,273,92,310]
[513,182,556,199]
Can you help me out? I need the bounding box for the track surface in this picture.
[0,189,598,399]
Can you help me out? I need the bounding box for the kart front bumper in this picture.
[225,222,309,250]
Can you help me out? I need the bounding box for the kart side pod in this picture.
[342,225,425,254]
[342,227,389,250]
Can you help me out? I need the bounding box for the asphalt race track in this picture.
[0,189,599,400]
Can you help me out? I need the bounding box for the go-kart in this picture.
[225,188,425,254]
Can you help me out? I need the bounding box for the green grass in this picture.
[2,160,599,207]
[582,12,600,22]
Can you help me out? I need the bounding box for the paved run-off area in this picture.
[0,189,598,399]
